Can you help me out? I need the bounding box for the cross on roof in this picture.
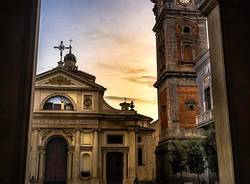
[54,41,66,62]
[54,40,73,62]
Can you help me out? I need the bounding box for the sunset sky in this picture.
[37,0,158,120]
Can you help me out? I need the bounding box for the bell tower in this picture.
[151,0,208,181]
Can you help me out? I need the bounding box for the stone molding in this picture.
[33,119,98,125]
[154,71,197,88]
[101,146,129,153]
[35,86,103,92]
[153,9,202,32]
[80,146,93,151]
[159,128,202,143]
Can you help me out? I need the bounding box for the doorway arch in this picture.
[44,137,68,184]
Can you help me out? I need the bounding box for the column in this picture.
[67,148,74,181]
[102,152,107,184]
[92,129,99,178]
[123,152,128,183]
[74,129,81,182]
[128,130,136,183]
[38,150,45,184]
[30,129,39,179]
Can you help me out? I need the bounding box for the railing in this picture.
[196,109,214,126]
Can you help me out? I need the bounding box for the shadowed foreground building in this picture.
[28,48,154,184]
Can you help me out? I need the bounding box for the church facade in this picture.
[28,46,154,184]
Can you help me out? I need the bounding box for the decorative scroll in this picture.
[45,75,74,85]
[40,128,75,141]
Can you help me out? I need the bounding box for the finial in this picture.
[54,41,66,62]
[65,39,73,54]
[69,39,72,53]
[130,101,135,111]
[120,97,130,111]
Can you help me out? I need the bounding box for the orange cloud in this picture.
[123,75,156,87]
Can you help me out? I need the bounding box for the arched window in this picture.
[81,153,91,177]
[183,45,193,62]
[43,96,74,110]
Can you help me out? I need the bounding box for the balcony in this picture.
[196,109,215,128]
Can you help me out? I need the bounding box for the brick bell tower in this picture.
[151,0,208,182]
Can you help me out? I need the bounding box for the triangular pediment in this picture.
[36,68,105,90]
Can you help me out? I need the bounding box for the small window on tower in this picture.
[183,26,191,33]
[185,99,196,111]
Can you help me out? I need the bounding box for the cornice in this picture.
[36,68,105,90]
[35,86,105,92]
[199,0,219,16]
[36,67,95,82]
[102,146,129,153]
[153,8,202,32]
[32,112,150,121]
[154,70,197,88]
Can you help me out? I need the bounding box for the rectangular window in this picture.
[107,135,123,144]
[137,147,143,166]
[204,87,211,110]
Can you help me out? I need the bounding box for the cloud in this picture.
[93,62,147,74]
[123,75,156,86]
[104,95,157,104]
[80,28,137,47]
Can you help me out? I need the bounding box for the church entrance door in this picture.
[44,137,67,184]
[106,152,124,184]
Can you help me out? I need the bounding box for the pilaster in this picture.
[37,148,45,184]
[128,130,136,183]
[30,129,39,179]
[73,129,81,183]
[92,129,99,178]
[67,146,74,183]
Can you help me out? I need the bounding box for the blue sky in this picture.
[37,0,158,120]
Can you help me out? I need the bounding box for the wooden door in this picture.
[44,137,67,184]
[106,152,123,184]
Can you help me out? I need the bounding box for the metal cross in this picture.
[54,41,66,62]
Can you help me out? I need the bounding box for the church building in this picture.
[28,42,154,184]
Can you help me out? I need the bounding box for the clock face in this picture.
[178,0,191,5]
